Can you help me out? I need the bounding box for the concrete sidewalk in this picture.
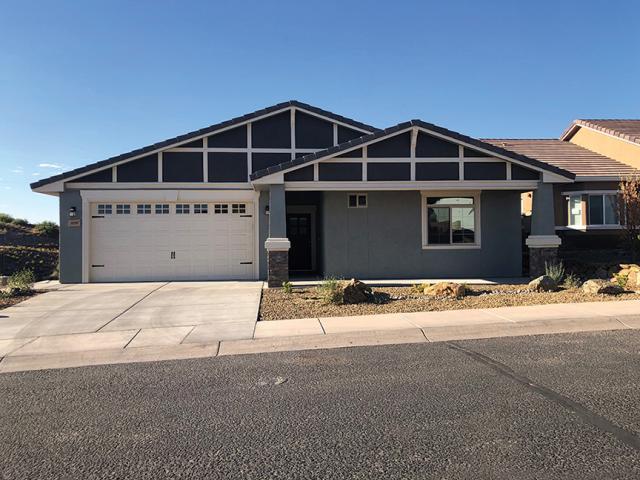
[1,300,639,373]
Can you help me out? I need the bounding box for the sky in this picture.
[1,0,639,223]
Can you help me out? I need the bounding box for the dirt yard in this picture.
[259,284,640,321]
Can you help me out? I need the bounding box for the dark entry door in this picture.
[287,213,313,271]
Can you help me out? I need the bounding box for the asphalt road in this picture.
[2,330,640,479]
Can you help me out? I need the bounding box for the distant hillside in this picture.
[0,214,59,280]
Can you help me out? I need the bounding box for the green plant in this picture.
[545,261,565,284]
[317,277,343,304]
[0,212,15,224]
[7,269,36,295]
[563,273,582,289]
[11,218,30,227]
[282,281,293,294]
[34,221,59,238]
[615,274,629,289]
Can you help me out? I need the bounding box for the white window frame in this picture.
[155,203,170,214]
[421,191,481,250]
[214,204,229,214]
[137,204,151,214]
[97,204,112,215]
[562,190,621,230]
[176,204,190,214]
[232,203,247,214]
[116,204,130,215]
[347,193,367,208]
[194,203,208,214]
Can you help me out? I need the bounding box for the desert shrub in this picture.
[563,273,582,289]
[545,261,565,284]
[317,277,343,304]
[0,212,14,224]
[615,274,629,289]
[7,269,36,295]
[11,218,30,227]
[282,281,293,294]
[34,221,59,238]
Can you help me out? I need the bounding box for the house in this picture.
[30,102,639,286]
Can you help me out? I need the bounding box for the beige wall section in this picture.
[569,127,640,168]
[521,192,532,216]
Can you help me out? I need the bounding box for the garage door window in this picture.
[214,204,228,214]
[232,203,246,214]
[116,204,131,215]
[194,204,208,214]
[176,204,190,214]
[155,204,169,214]
[137,204,151,214]
[97,204,112,215]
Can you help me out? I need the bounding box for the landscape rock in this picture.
[582,279,624,295]
[528,275,557,292]
[423,282,466,298]
[341,279,373,304]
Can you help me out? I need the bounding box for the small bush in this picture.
[615,274,629,289]
[34,221,59,238]
[7,269,36,295]
[0,212,14,224]
[317,277,343,304]
[11,218,30,227]
[545,261,565,284]
[282,281,293,294]
[563,273,582,289]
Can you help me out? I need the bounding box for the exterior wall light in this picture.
[68,207,77,218]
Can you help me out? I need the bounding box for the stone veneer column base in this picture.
[267,251,289,288]
[529,247,559,278]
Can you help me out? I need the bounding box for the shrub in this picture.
[317,277,343,304]
[282,281,293,294]
[563,273,582,289]
[545,261,565,284]
[7,269,36,295]
[11,218,30,227]
[0,212,14,224]
[34,221,59,238]
[615,274,629,289]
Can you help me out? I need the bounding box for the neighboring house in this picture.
[30,102,638,286]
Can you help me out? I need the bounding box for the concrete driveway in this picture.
[0,282,262,359]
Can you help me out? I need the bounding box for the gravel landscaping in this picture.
[259,284,640,321]
[0,291,37,310]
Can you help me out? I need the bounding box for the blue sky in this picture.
[1,0,638,222]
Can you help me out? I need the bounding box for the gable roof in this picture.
[250,119,576,181]
[561,119,640,145]
[30,100,379,190]
[482,139,639,178]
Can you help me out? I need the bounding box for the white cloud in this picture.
[38,163,63,170]
[32,173,40,176]
[10,168,23,174]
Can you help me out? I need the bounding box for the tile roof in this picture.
[562,119,640,145]
[31,100,379,190]
[482,139,639,178]
[250,120,576,180]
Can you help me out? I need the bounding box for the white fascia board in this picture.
[574,175,625,182]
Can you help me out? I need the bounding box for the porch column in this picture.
[265,184,290,288]
[526,182,562,277]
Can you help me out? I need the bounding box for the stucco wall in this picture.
[321,190,522,279]
[570,128,640,169]
[58,190,83,283]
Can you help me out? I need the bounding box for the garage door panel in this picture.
[90,201,255,282]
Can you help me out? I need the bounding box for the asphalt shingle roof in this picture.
[482,138,639,178]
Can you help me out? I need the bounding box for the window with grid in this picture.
[155,204,169,214]
[176,204,190,214]
[231,203,246,214]
[97,204,112,215]
[116,204,131,215]
[348,193,367,208]
[137,204,151,214]
[425,197,476,245]
[194,204,208,214]
[214,204,229,214]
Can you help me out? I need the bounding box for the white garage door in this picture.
[90,201,255,282]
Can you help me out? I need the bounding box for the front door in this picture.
[287,213,313,272]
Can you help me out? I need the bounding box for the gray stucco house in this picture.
[31,101,637,286]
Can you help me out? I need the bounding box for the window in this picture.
[97,204,112,215]
[155,204,169,214]
[232,203,246,214]
[137,204,151,214]
[176,204,190,214]
[566,192,620,227]
[348,193,367,208]
[214,204,228,214]
[116,204,130,215]
[194,204,208,214]
[422,195,478,248]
